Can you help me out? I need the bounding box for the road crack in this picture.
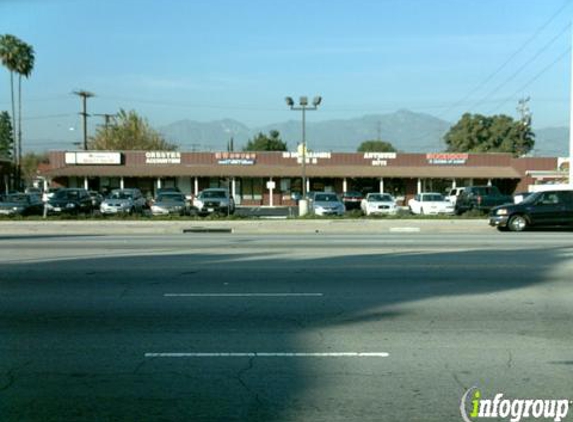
[235,355,263,407]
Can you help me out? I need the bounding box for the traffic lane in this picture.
[1,236,573,421]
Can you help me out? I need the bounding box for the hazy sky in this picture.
[1,0,572,151]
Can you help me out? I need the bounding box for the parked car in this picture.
[341,191,364,210]
[489,190,573,232]
[0,193,44,216]
[150,192,189,216]
[408,192,454,215]
[42,187,61,203]
[47,188,93,215]
[193,188,235,216]
[455,185,512,215]
[310,192,345,216]
[100,188,146,215]
[157,187,181,195]
[446,187,465,205]
[24,187,43,198]
[361,193,397,216]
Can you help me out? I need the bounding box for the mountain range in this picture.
[158,110,570,157]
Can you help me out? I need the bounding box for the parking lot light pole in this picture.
[285,96,321,216]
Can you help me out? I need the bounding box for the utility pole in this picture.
[73,90,94,150]
[517,97,532,157]
[94,113,117,130]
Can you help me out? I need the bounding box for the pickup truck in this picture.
[454,186,513,215]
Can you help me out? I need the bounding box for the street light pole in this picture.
[285,96,321,202]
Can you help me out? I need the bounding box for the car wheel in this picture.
[129,207,135,215]
[508,215,527,232]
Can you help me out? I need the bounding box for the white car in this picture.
[408,192,454,215]
[361,193,397,216]
[310,192,345,216]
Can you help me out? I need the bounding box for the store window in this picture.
[241,178,264,200]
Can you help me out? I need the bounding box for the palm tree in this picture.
[15,41,35,185]
[0,34,21,165]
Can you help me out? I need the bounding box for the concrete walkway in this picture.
[0,218,491,235]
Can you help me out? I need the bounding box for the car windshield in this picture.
[369,194,393,202]
[157,194,184,203]
[521,192,541,204]
[422,194,444,202]
[315,194,339,202]
[110,191,133,200]
[344,191,362,197]
[200,191,226,199]
[54,190,80,200]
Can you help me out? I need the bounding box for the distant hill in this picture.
[23,111,569,156]
[533,127,569,157]
[158,110,452,153]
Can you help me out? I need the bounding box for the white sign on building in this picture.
[65,151,122,165]
[145,151,181,164]
[363,152,397,166]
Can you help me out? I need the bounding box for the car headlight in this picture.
[66,203,76,208]
[12,206,23,211]
[496,208,508,216]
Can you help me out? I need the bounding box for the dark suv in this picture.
[47,188,93,215]
[455,185,512,214]
[489,189,573,231]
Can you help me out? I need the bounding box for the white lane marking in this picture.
[145,352,389,358]
[164,293,324,297]
[389,227,421,233]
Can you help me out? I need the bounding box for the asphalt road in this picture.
[1,233,572,422]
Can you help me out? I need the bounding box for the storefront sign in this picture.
[215,152,256,165]
[145,151,181,164]
[282,151,331,164]
[426,153,468,165]
[363,152,397,166]
[65,151,122,165]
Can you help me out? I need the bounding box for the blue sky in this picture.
[1,0,572,151]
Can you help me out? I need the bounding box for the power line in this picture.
[470,22,571,111]
[23,113,76,121]
[439,0,572,118]
[489,47,571,114]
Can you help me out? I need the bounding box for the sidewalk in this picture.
[0,219,491,236]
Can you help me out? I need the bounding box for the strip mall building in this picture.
[43,150,560,206]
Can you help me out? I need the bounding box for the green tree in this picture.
[0,34,35,187]
[444,113,534,156]
[20,151,48,186]
[15,40,34,173]
[0,34,21,161]
[88,109,177,151]
[357,140,397,153]
[0,111,14,159]
[243,130,287,151]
